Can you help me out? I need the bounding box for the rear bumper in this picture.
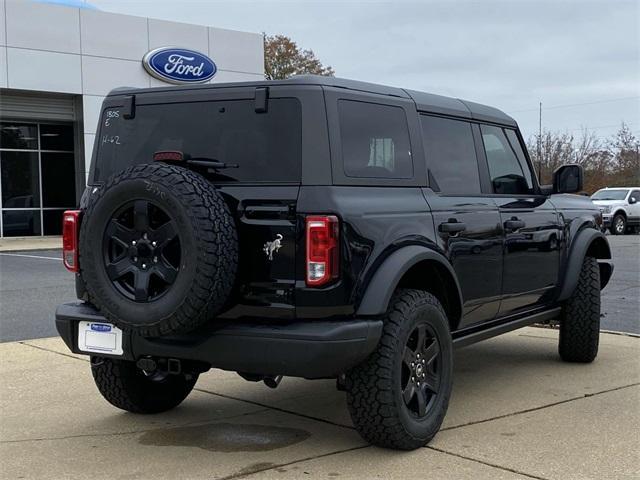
[55,302,382,379]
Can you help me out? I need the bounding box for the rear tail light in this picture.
[306,215,339,287]
[62,210,81,272]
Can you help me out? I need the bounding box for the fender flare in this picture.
[356,245,463,318]
[557,228,613,302]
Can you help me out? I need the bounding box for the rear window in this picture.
[338,100,413,179]
[93,98,301,183]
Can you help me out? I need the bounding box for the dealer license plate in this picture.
[77,321,123,356]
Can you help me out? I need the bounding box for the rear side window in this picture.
[481,125,534,195]
[420,115,480,194]
[338,100,413,179]
[93,98,301,183]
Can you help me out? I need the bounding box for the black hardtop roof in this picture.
[108,75,516,127]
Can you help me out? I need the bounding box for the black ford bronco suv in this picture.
[56,76,613,450]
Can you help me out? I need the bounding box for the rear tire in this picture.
[346,289,453,450]
[91,357,198,414]
[559,256,600,363]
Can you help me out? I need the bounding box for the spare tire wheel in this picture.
[79,163,237,337]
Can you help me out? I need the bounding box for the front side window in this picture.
[481,125,534,195]
[420,115,480,194]
[338,100,413,179]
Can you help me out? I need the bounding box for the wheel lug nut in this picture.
[153,256,158,263]
[132,240,136,245]
[417,354,421,359]
[142,263,147,269]
[411,376,415,382]
[143,233,148,240]
[411,362,414,368]
[152,241,157,247]
[133,257,138,262]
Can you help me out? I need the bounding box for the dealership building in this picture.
[0,0,264,237]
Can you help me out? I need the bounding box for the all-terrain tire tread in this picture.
[91,357,197,414]
[345,289,451,450]
[80,163,237,337]
[559,256,600,363]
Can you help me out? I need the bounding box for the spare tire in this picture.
[79,163,237,337]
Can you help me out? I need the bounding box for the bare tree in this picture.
[608,122,640,187]
[264,34,335,80]
[528,131,574,185]
[526,123,637,193]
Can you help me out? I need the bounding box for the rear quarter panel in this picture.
[295,186,437,319]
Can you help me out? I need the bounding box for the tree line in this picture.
[525,123,639,193]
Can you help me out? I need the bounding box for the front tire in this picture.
[91,357,198,413]
[346,289,453,450]
[558,256,600,363]
[610,214,626,235]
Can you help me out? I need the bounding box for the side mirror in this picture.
[630,196,638,205]
[553,164,583,194]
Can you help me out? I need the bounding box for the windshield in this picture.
[591,189,629,200]
[92,98,301,184]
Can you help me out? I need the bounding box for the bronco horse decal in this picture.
[263,234,283,261]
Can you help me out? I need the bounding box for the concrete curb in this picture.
[0,236,61,252]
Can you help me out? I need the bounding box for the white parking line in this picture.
[0,253,61,261]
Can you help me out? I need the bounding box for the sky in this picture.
[84,0,639,142]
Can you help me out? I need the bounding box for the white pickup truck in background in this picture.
[591,187,640,235]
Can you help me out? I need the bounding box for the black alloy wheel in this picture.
[103,199,181,302]
[346,289,453,450]
[401,323,441,418]
[79,163,238,336]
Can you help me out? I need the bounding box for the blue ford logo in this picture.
[91,323,112,332]
[142,47,216,84]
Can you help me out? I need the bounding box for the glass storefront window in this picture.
[1,152,41,207]
[0,123,38,150]
[0,122,77,237]
[2,210,41,237]
[43,210,65,236]
[41,153,76,207]
[40,124,74,151]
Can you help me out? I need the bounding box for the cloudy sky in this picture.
[88,0,639,141]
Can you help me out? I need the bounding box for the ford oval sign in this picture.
[142,47,216,84]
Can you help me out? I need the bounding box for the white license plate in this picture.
[77,321,123,356]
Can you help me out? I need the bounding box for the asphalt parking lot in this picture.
[1,234,638,342]
[0,249,76,342]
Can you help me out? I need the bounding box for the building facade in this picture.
[0,0,264,237]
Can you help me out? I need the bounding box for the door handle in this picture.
[439,219,466,234]
[504,217,525,231]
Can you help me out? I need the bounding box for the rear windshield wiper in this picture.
[153,151,238,170]
[186,157,239,169]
